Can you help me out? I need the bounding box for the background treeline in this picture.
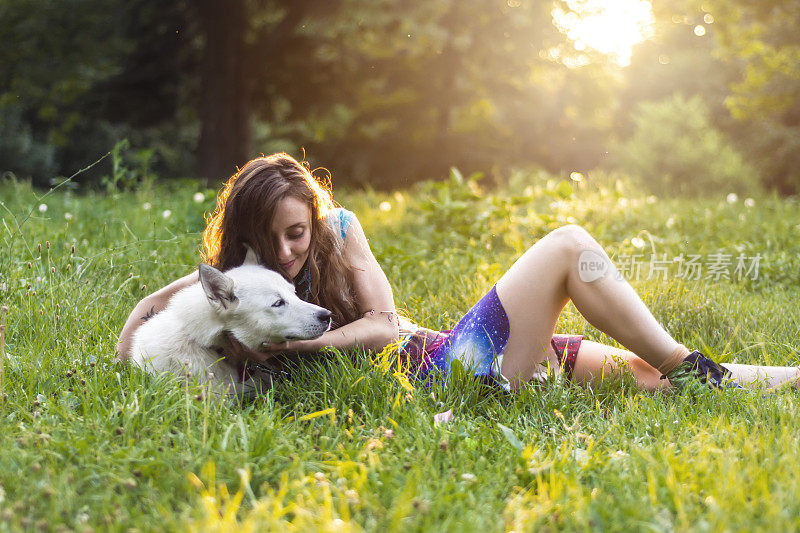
[1,0,799,194]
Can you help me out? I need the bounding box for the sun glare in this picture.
[552,0,655,67]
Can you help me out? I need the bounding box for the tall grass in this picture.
[0,168,799,531]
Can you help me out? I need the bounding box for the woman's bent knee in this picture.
[551,224,592,243]
[544,224,596,258]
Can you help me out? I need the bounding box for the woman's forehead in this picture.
[272,196,311,230]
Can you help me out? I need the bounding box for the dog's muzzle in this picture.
[281,309,332,342]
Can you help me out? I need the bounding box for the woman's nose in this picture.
[276,239,292,260]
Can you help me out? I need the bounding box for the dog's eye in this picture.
[271,299,286,308]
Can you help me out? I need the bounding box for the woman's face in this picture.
[270,195,312,278]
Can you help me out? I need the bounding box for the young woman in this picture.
[117,153,800,392]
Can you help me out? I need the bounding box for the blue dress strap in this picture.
[325,207,355,243]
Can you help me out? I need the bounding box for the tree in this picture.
[0,0,191,184]
[1,0,618,188]
[266,0,605,186]
[196,0,249,184]
[0,0,129,182]
[709,1,800,193]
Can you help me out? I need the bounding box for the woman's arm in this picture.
[115,270,199,361]
[254,214,399,360]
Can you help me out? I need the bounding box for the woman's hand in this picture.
[221,333,272,366]
[221,333,309,365]
[256,341,302,359]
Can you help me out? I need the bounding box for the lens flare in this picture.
[552,0,655,67]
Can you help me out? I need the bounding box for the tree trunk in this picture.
[431,0,460,176]
[197,0,250,186]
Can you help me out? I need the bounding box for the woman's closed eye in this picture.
[271,298,286,308]
[288,230,304,240]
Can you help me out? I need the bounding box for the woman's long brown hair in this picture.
[201,153,359,328]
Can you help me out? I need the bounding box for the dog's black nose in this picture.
[317,309,332,322]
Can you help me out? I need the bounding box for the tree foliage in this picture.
[709,1,800,193]
[0,0,190,184]
[0,0,797,193]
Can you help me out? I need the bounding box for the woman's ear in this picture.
[242,243,261,266]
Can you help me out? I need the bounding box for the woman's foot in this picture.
[662,351,742,390]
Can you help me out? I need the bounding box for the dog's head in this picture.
[198,258,331,350]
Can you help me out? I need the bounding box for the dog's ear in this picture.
[242,243,260,266]
[198,263,238,311]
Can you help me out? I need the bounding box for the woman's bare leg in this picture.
[720,363,799,388]
[573,341,800,390]
[497,224,684,386]
[570,341,668,390]
[495,224,799,389]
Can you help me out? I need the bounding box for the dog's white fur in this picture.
[130,248,331,396]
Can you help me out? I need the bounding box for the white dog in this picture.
[130,249,331,396]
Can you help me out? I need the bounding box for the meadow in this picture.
[1,166,800,531]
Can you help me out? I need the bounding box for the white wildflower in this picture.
[38,204,47,213]
[461,473,477,483]
[379,201,391,212]
[162,210,171,219]
[569,171,583,182]
[631,237,645,249]
[434,409,453,426]
[64,212,73,221]
[193,192,205,203]
[666,216,675,228]
[726,193,738,204]
[744,198,755,207]
[142,202,152,211]
[573,448,589,465]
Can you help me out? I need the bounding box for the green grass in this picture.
[1,169,799,531]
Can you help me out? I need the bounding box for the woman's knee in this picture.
[545,224,597,257]
[550,224,593,242]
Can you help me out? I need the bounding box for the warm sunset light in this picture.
[552,0,655,66]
